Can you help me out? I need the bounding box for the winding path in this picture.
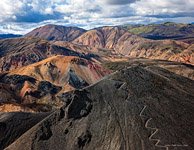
[139,106,188,150]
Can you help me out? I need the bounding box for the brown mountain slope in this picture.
[73,26,128,49]
[5,65,194,150]
[8,55,110,88]
[0,37,88,72]
[25,24,86,41]
[51,41,122,61]
[0,56,110,112]
[73,26,194,64]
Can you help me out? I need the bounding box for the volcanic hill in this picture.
[4,65,194,150]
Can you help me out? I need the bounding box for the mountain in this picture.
[0,37,87,72]
[5,65,194,150]
[0,34,22,39]
[73,26,128,49]
[125,22,194,42]
[73,26,194,65]
[25,25,86,42]
[0,55,110,112]
[1,24,194,150]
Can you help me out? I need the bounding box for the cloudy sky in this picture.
[0,0,194,34]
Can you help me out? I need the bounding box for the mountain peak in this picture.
[25,24,86,42]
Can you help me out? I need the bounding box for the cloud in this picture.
[105,0,136,5]
[131,0,194,18]
[0,0,194,34]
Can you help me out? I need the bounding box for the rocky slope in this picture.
[5,65,194,150]
[0,112,50,150]
[52,41,121,61]
[73,26,128,49]
[25,25,86,42]
[2,26,193,70]
[73,26,194,64]
[0,55,110,112]
[0,37,88,72]
[8,55,110,90]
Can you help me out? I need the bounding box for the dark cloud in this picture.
[146,12,194,19]
[105,0,136,5]
[15,12,63,23]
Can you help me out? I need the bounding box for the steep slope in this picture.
[0,56,110,112]
[73,26,194,64]
[0,112,50,150]
[51,41,121,61]
[0,37,86,72]
[73,26,128,49]
[5,66,194,150]
[25,25,86,41]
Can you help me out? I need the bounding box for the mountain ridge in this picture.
[5,65,194,150]
[25,24,86,42]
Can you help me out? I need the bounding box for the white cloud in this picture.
[0,0,194,34]
[131,0,194,17]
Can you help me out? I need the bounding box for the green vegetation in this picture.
[128,26,154,35]
[124,22,194,40]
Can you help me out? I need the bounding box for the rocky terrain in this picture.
[0,55,110,112]
[73,26,194,64]
[103,58,194,80]
[0,24,194,150]
[0,37,92,72]
[25,25,86,42]
[0,112,51,149]
[4,65,194,150]
[16,25,194,65]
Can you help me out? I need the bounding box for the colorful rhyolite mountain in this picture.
[0,55,110,112]
[73,26,194,64]
[25,24,86,41]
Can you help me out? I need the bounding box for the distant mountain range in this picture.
[124,22,194,43]
[0,24,193,73]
